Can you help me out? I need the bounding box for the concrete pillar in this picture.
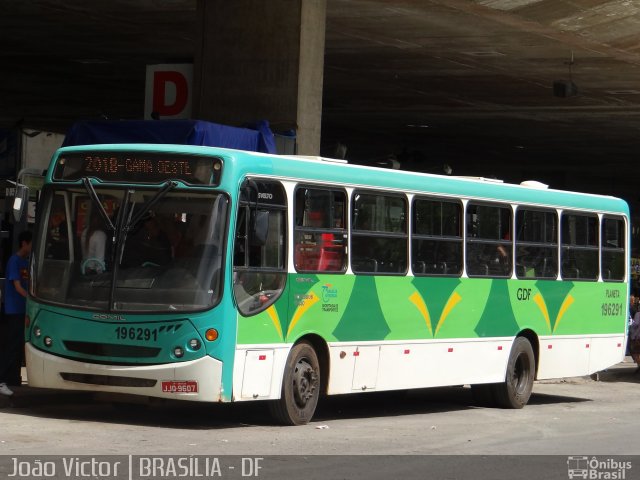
[194,0,326,155]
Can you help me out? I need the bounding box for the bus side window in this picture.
[351,191,407,275]
[515,208,558,280]
[293,187,347,273]
[466,203,512,278]
[233,180,287,316]
[412,197,462,277]
[561,213,598,281]
[601,216,625,281]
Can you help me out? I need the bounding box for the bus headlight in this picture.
[34,327,42,338]
[188,339,201,351]
[173,347,184,358]
[44,337,53,347]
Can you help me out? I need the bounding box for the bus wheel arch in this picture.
[269,335,327,425]
[296,334,330,395]
[516,329,539,380]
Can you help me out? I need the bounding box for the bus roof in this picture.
[51,144,629,215]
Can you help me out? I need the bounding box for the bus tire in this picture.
[492,336,535,409]
[269,341,320,425]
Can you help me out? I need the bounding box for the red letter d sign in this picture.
[145,64,193,119]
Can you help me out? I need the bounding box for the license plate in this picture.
[161,381,198,393]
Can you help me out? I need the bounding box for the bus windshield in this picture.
[34,184,228,312]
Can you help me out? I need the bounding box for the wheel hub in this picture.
[292,359,317,408]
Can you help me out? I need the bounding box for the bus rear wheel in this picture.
[269,341,320,425]
[493,336,535,409]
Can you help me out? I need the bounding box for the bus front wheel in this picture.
[269,341,320,425]
[493,336,535,409]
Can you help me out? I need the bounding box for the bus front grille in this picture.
[63,341,161,358]
[60,372,157,388]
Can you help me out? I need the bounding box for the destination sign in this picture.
[53,152,222,185]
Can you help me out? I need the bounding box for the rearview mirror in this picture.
[12,184,29,222]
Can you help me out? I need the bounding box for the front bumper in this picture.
[26,343,225,402]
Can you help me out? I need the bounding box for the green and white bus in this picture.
[26,144,629,424]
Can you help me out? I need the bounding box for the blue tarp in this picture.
[62,119,277,154]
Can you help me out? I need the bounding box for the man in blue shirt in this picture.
[0,230,32,396]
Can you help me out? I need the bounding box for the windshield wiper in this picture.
[125,180,177,231]
[82,177,116,232]
[108,181,176,311]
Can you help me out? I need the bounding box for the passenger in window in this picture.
[81,214,107,274]
[496,244,509,261]
[493,231,511,274]
[46,210,69,259]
